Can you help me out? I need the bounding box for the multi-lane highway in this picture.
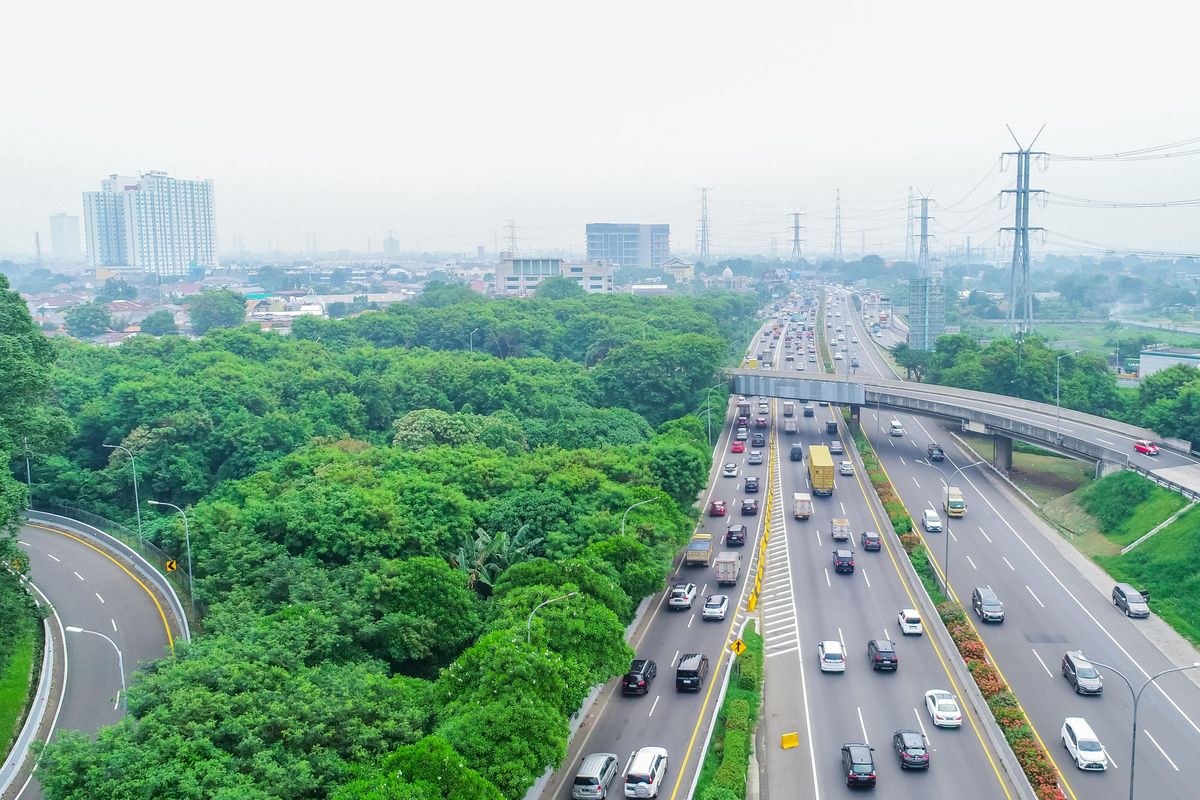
[4,522,181,800]
[831,288,1200,800]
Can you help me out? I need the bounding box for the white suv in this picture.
[624,746,669,797]
[922,509,942,532]
[1062,718,1108,771]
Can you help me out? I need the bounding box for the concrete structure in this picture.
[585,223,669,270]
[493,254,613,295]
[49,213,82,260]
[662,256,694,282]
[630,282,671,296]
[83,172,217,278]
[1138,347,1200,378]
[383,233,400,256]
[906,275,944,350]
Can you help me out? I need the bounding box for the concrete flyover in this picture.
[732,368,1200,496]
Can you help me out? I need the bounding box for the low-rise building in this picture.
[492,254,613,295]
[1139,347,1200,378]
[662,256,695,282]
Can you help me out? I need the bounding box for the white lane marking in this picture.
[979,527,992,544]
[857,706,870,744]
[824,568,831,587]
[111,618,118,632]
[687,614,695,628]
[899,456,906,465]
[73,571,84,581]
[840,502,846,515]
[1105,748,1118,769]
[95,593,105,604]
[700,583,708,595]
[948,529,957,542]
[766,645,800,658]
[672,649,679,666]
[47,553,61,562]
[1143,730,1179,771]
[18,540,30,546]
[816,531,823,546]
[862,569,871,588]
[1002,556,1015,571]
[914,708,931,744]
[965,555,978,571]
[648,695,661,717]
[1031,649,1053,677]
[113,691,121,711]
[838,627,846,651]
[1096,438,1116,446]
[1025,585,1045,608]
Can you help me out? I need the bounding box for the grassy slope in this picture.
[0,625,37,757]
[961,433,1093,507]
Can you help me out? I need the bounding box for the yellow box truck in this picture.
[944,486,965,517]
[808,445,835,496]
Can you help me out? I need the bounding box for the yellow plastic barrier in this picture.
[781,732,800,750]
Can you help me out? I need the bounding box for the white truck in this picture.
[714,551,742,586]
[792,492,813,520]
[784,418,798,435]
[783,401,795,417]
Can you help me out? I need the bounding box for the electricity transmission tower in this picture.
[833,189,843,261]
[918,196,932,274]
[504,220,519,254]
[789,212,804,266]
[905,186,916,262]
[1002,126,1047,334]
[697,188,712,262]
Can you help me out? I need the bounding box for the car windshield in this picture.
[824,652,843,661]
[1078,740,1103,752]
[1077,665,1099,679]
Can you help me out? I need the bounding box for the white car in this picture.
[897,608,923,636]
[747,450,763,465]
[839,461,855,476]
[834,352,844,361]
[922,509,942,532]
[925,689,963,728]
[722,463,738,478]
[623,746,669,798]
[667,583,697,610]
[1061,717,1108,771]
[702,594,729,621]
[818,640,846,672]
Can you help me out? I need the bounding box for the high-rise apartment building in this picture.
[49,213,82,260]
[906,276,945,351]
[585,223,669,270]
[83,172,217,277]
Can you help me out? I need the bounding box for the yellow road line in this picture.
[29,523,177,654]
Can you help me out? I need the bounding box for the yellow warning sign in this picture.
[729,638,747,656]
[165,559,177,573]
[781,732,800,749]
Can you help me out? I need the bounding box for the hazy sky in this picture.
[4,0,1200,260]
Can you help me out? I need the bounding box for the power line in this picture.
[833,189,843,261]
[1049,135,1200,161]
[1047,192,1200,208]
[905,187,915,262]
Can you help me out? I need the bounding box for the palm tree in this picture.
[447,525,544,593]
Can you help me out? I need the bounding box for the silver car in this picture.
[573,752,619,799]
[747,450,763,465]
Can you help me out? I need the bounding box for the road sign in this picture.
[729,638,747,656]
[165,560,177,573]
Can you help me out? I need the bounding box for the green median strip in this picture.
[693,621,763,800]
[0,623,38,759]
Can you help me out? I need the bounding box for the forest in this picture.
[10,282,759,799]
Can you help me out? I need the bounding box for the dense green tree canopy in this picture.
[63,302,112,339]
[188,289,246,334]
[139,309,178,335]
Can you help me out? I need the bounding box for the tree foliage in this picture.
[64,302,112,339]
[188,290,246,334]
[140,309,178,336]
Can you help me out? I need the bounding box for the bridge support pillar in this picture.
[992,435,1013,473]
[1095,459,1124,479]
[848,405,861,435]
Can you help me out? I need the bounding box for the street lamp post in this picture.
[1056,349,1082,443]
[621,497,659,538]
[147,500,194,620]
[1085,658,1200,800]
[103,444,143,549]
[704,381,727,448]
[469,327,479,353]
[65,626,126,710]
[526,591,578,644]
[916,459,985,595]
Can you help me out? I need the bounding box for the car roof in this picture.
[863,531,880,538]
[820,640,843,651]
[843,743,872,759]
[871,639,896,650]
[706,594,727,603]
[896,730,924,744]
[835,549,853,557]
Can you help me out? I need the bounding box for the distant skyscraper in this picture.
[383,232,400,256]
[49,213,82,260]
[585,223,669,270]
[83,172,216,277]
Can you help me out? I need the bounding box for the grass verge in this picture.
[959,433,1092,506]
[0,622,38,758]
[693,621,763,800]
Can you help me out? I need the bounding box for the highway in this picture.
[6,522,181,800]
[758,305,1015,799]
[832,288,1200,800]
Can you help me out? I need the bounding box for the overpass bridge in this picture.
[731,368,1200,498]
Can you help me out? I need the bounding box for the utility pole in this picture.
[697,188,711,262]
[833,189,843,261]
[860,230,866,259]
[905,186,916,262]
[789,212,804,267]
[918,197,932,275]
[504,220,518,254]
[34,232,42,266]
[1002,126,1047,334]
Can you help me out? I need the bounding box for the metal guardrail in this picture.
[1127,463,1200,502]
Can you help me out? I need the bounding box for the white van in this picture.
[889,420,904,437]
[624,746,669,797]
[1061,718,1107,771]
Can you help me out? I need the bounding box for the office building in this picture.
[493,254,613,296]
[906,276,945,351]
[49,213,82,260]
[586,223,669,270]
[1138,347,1200,378]
[83,172,217,277]
[383,232,400,256]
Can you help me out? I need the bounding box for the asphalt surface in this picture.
[833,289,1200,800]
[8,522,180,800]
[758,307,1015,800]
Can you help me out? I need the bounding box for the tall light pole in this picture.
[1086,658,1200,800]
[916,459,985,595]
[23,436,32,507]
[1056,349,1082,443]
[65,626,126,710]
[621,497,659,538]
[103,444,143,549]
[527,591,578,644]
[147,500,194,620]
[704,381,727,447]
[469,327,479,353]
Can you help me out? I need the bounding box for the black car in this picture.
[803,404,815,417]
[751,432,766,447]
[744,475,760,493]
[828,440,844,455]
[725,524,747,547]
[675,653,709,692]
[833,549,855,574]
[841,743,877,787]
[860,531,881,551]
[741,498,759,516]
[892,730,929,769]
[622,658,657,695]
[867,639,898,671]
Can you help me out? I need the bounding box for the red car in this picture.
[709,500,727,517]
[1133,439,1159,455]
[755,417,768,429]
[731,441,745,454]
